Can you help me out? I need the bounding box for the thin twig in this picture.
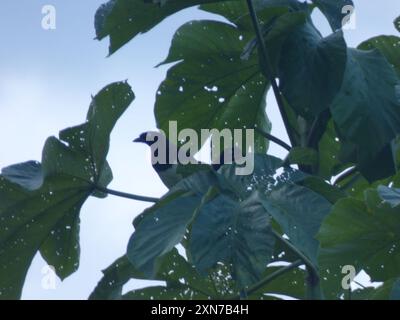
[94,186,159,203]
[246,260,303,296]
[272,230,316,273]
[246,0,297,147]
[229,260,303,299]
[255,127,292,151]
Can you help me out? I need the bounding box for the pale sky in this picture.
[0,0,399,299]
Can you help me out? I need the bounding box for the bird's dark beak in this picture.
[133,137,141,143]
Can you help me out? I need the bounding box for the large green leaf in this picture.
[278,20,347,118]
[190,192,275,289]
[0,82,134,299]
[127,192,202,278]
[215,153,284,198]
[318,189,400,299]
[261,184,332,265]
[358,35,400,77]
[0,176,89,299]
[261,11,309,76]
[330,48,400,180]
[95,0,306,55]
[311,0,354,31]
[95,0,240,55]
[200,0,301,32]
[155,20,271,152]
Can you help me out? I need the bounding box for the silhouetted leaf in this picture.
[190,192,275,289]
[0,82,134,299]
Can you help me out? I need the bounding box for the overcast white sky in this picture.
[0,0,399,299]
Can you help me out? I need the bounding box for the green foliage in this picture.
[318,189,400,298]
[330,48,400,181]
[154,19,271,152]
[2,0,400,300]
[190,192,275,289]
[0,82,134,299]
[95,0,240,55]
[278,23,347,119]
[359,35,400,77]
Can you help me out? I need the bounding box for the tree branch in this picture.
[246,0,297,147]
[255,127,292,151]
[94,186,159,203]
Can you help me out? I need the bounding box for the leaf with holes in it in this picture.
[95,0,240,55]
[0,82,134,299]
[317,189,400,299]
[0,175,90,299]
[155,20,271,153]
[358,35,400,77]
[312,0,354,31]
[330,48,400,180]
[127,192,202,278]
[90,248,217,300]
[261,184,332,266]
[200,0,296,33]
[190,192,275,289]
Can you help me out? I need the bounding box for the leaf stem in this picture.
[272,231,314,271]
[272,230,322,300]
[247,260,303,297]
[305,266,323,300]
[228,260,303,299]
[246,0,296,147]
[255,127,292,151]
[333,166,358,186]
[94,186,159,203]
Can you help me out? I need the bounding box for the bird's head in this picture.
[133,131,165,147]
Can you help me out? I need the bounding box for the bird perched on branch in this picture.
[133,131,205,188]
[133,131,242,188]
